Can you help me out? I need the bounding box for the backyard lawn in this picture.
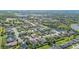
[38,45,50,49]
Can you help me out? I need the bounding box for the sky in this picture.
[0,0,79,10]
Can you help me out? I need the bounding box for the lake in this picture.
[71,24,79,31]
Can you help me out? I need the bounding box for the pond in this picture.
[71,24,79,31]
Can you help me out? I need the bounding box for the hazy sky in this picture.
[0,0,79,10]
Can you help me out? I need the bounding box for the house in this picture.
[60,39,79,49]
[6,40,17,46]
[20,42,28,49]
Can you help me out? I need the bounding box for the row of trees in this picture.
[0,27,6,49]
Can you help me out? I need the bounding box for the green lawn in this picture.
[67,45,73,49]
[56,35,75,46]
[38,45,50,49]
[67,43,77,49]
[0,36,3,48]
[0,35,7,48]
[56,38,70,46]
[76,30,79,32]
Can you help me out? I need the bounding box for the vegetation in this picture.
[56,35,76,46]
[38,45,50,49]
[0,27,6,48]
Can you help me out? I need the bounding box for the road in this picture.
[49,44,61,49]
[12,27,23,43]
[73,44,79,49]
[24,20,49,29]
[25,20,36,26]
